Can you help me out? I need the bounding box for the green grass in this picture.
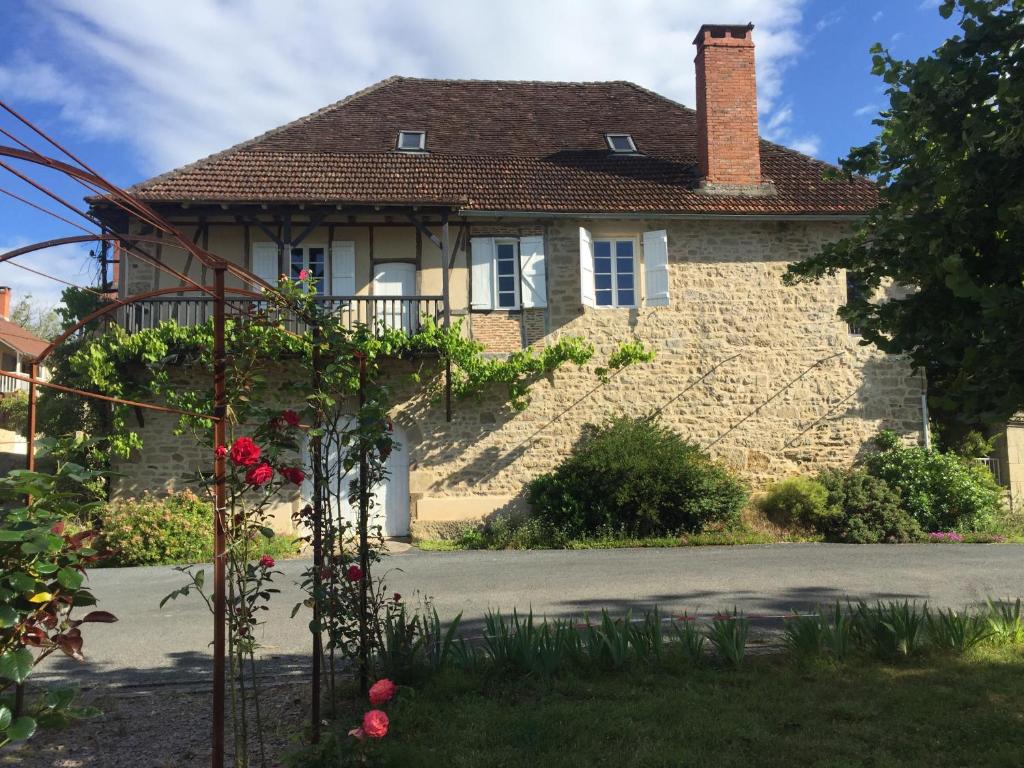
[415,527,802,552]
[315,646,1024,767]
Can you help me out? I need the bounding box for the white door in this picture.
[301,424,409,537]
[373,262,416,332]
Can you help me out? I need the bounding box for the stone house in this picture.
[92,23,927,537]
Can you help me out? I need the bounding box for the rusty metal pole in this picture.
[310,324,324,743]
[14,361,38,718]
[212,266,227,768]
[357,355,369,695]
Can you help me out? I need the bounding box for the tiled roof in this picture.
[126,77,876,216]
[0,318,49,358]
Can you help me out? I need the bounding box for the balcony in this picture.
[120,294,446,336]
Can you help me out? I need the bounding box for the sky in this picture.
[0,0,961,311]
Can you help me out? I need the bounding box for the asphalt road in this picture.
[37,544,1024,687]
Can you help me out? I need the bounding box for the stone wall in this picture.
[112,216,925,538]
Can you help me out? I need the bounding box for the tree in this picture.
[9,295,62,341]
[784,0,1024,435]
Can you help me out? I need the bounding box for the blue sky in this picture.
[0,0,959,310]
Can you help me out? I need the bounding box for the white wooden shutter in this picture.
[642,229,670,307]
[519,235,547,308]
[330,241,356,296]
[250,242,279,288]
[579,227,595,307]
[470,237,495,310]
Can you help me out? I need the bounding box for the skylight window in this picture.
[397,130,426,151]
[605,133,638,153]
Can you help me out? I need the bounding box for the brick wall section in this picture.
[471,311,522,353]
[694,25,762,186]
[523,308,546,347]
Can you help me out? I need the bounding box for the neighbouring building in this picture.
[91,24,928,537]
[0,287,49,393]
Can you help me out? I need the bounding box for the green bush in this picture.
[759,476,831,531]
[863,430,1004,532]
[98,491,299,566]
[816,469,922,544]
[0,391,27,437]
[99,491,214,566]
[526,415,748,538]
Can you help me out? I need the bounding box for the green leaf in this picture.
[0,530,26,542]
[7,715,36,741]
[0,705,10,730]
[57,567,84,591]
[5,572,35,593]
[0,648,33,684]
[0,606,18,629]
[34,562,58,575]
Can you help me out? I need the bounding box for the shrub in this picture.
[759,476,832,531]
[0,391,27,437]
[816,469,922,543]
[100,491,298,566]
[526,415,748,538]
[99,491,214,566]
[863,430,1004,532]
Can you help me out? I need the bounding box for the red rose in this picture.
[368,679,396,706]
[230,437,261,467]
[280,466,305,485]
[246,463,274,486]
[281,410,300,427]
[346,565,363,582]
[215,445,227,458]
[362,710,388,739]
[258,554,275,568]
[299,268,310,281]
[393,593,401,603]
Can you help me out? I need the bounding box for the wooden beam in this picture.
[406,212,443,250]
[291,209,331,246]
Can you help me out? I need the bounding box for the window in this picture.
[605,133,637,153]
[593,238,636,307]
[291,245,326,295]
[845,270,866,335]
[494,239,519,308]
[397,130,426,151]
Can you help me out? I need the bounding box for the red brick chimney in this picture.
[0,287,10,322]
[693,23,773,195]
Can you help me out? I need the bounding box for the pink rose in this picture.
[258,554,275,569]
[362,710,388,739]
[280,466,305,485]
[229,437,261,467]
[299,268,310,281]
[368,678,396,706]
[346,565,363,582]
[246,463,274,486]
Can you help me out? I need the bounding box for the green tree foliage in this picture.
[8,295,61,342]
[526,415,748,537]
[784,0,1024,432]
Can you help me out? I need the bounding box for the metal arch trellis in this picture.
[0,100,291,768]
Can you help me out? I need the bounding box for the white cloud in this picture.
[919,0,942,9]
[872,11,884,22]
[789,135,822,156]
[0,238,96,311]
[9,0,810,174]
[891,32,905,43]
[854,104,879,117]
[815,12,842,31]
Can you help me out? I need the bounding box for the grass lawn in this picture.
[316,647,1024,768]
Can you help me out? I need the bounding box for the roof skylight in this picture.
[397,130,426,151]
[605,133,638,153]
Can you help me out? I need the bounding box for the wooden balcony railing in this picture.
[120,295,446,336]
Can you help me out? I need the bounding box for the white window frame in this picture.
[592,236,638,309]
[605,133,638,153]
[492,238,521,310]
[396,130,426,151]
[289,243,328,294]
